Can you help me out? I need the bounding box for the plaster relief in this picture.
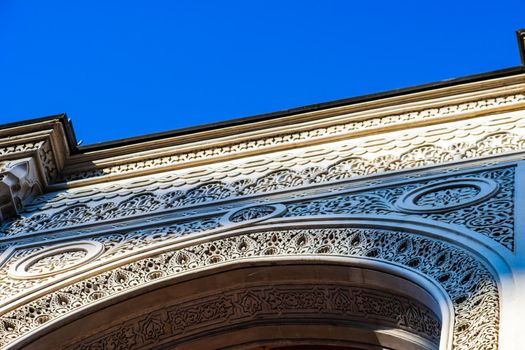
[0,226,499,350]
[395,178,499,213]
[8,241,104,279]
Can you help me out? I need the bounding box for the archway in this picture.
[0,216,508,350]
[21,262,443,350]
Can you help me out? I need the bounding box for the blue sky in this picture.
[0,1,523,145]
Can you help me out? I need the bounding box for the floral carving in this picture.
[137,315,166,343]
[103,194,161,219]
[75,326,136,350]
[395,178,499,213]
[0,227,498,350]
[468,132,525,156]
[243,170,307,194]
[221,204,287,227]
[397,145,455,169]
[168,182,238,207]
[26,250,87,275]
[286,167,514,249]
[8,241,104,279]
[170,296,235,333]
[229,205,276,222]
[66,284,440,350]
[59,94,525,182]
[414,186,479,207]
[1,166,514,252]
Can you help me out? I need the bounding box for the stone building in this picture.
[0,31,525,350]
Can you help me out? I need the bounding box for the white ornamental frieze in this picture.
[8,241,104,280]
[0,163,515,253]
[0,224,501,350]
[0,158,517,350]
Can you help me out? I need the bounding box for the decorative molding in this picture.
[60,93,525,183]
[28,127,525,213]
[0,227,499,350]
[65,284,441,350]
[394,178,499,213]
[3,167,513,251]
[8,241,103,280]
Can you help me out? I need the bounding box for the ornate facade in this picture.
[1,38,525,349]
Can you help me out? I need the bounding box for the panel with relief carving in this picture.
[64,284,441,350]
[395,178,499,213]
[0,227,498,350]
[59,94,525,182]
[8,241,104,279]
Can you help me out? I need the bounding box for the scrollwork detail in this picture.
[66,284,441,350]
[395,178,499,213]
[0,227,499,350]
[8,241,104,280]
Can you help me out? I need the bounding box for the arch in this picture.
[0,215,510,350]
[18,260,446,350]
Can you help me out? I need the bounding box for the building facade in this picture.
[1,36,525,350]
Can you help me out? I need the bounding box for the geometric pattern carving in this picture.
[27,130,524,214]
[0,227,498,350]
[1,164,515,254]
[58,93,525,182]
[64,284,441,349]
[395,178,499,213]
[286,167,515,249]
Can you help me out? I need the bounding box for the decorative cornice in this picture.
[60,88,525,185]
[27,105,525,215]
[65,283,441,349]
[1,74,525,189]
[0,225,499,350]
[0,119,70,221]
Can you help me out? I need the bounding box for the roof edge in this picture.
[2,65,525,155]
[76,65,525,153]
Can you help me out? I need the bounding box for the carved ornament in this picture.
[0,226,499,350]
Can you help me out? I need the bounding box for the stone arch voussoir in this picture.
[0,217,504,350]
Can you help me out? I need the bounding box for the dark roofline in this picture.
[0,113,79,152]
[76,65,525,153]
[2,65,525,155]
[517,29,525,65]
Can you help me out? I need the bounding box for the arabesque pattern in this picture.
[0,227,499,350]
[59,93,525,182]
[66,284,441,349]
[2,167,514,250]
[30,130,525,212]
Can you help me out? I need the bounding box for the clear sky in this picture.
[0,1,523,145]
